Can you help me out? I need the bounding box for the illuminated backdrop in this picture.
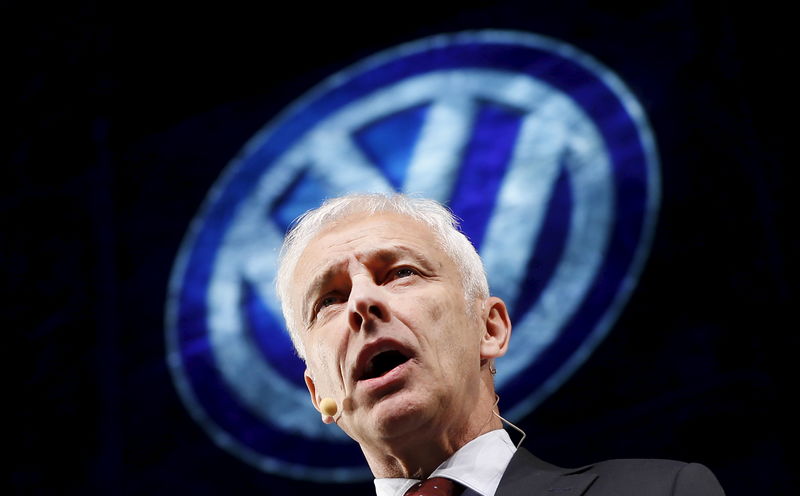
[167,31,659,480]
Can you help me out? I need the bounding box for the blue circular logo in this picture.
[166,30,659,481]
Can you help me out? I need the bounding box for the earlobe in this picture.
[479,296,512,360]
[304,369,336,425]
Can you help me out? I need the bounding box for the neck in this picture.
[361,376,501,479]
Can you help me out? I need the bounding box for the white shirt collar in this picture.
[374,429,517,496]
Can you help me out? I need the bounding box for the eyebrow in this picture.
[300,245,436,323]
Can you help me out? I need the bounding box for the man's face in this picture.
[291,212,488,449]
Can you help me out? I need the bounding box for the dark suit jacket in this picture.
[495,449,725,496]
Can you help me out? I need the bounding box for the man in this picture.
[275,193,725,496]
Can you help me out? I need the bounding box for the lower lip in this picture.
[357,360,412,394]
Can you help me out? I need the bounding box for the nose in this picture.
[347,274,390,332]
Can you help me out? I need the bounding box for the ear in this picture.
[479,296,512,360]
[304,369,335,424]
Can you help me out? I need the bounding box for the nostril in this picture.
[350,312,363,329]
[368,304,384,320]
[349,298,388,331]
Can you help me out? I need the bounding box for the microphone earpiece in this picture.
[320,397,338,418]
[493,394,526,449]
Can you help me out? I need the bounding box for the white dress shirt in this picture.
[374,429,517,496]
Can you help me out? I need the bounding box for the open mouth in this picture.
[361,350,410,381]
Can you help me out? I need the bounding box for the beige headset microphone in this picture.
[320,397,342,422]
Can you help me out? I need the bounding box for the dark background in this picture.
[8,1,795,494]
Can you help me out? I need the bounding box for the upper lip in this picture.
[351,338,414,384]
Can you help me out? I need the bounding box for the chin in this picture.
[367,389,441,441]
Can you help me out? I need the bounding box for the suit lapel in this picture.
[495,449,597,496]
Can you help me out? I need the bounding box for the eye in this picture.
[320,295,339,307]
[313,293,342,318]
[391,267,418,280]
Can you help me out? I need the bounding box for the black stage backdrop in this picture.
[8,2,795,494]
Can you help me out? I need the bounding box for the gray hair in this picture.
[275,193,489,359]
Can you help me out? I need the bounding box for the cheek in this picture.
[419,295,474,350]
[421,288,463,323]
[306,341,342,392]
[427,303,443,322]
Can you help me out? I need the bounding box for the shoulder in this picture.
[588,458,725,496]
[498,450,725,496]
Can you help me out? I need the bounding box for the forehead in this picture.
[295,212,447,274]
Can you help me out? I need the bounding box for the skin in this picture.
[290,212,512,479]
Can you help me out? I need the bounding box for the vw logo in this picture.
[166,30,659,481]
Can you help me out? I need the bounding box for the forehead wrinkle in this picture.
[296,213,452,320]
[352,243,440,274]
[383,245,438,272]
[300,243,439,313]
